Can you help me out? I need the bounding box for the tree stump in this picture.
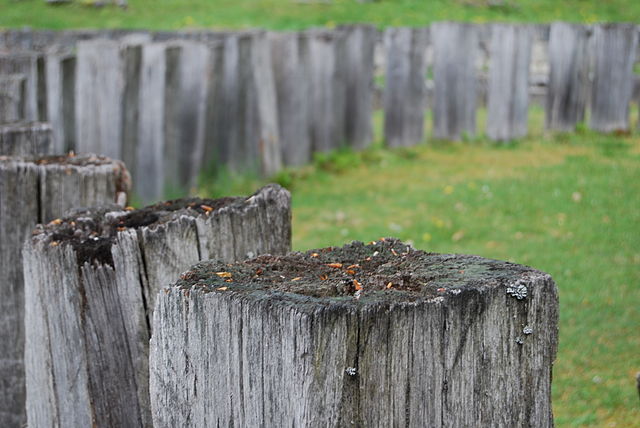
[0,74,26,124]
[23,184,291,428]
[0,122,52,156]
[0,153,129,428]
[486,24,532,142]
[589,23,639,133]
[383,27,429,147]
[432,22,479,141]
[150,239,559,427]
[545,23,591,132]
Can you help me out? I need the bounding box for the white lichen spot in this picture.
[449,289,462,295]
[354,289,362,300]
[506,281,528,300]
[523,326,533,335]
[346,367,357,376]
[515,337,524,345]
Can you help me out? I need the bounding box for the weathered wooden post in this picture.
[338,25,377,150]
[23,184,291,428]
[0,122,52,155]
[432,22,479,141]
[150,239,559,427]
[589,23,639,133]
[268,31,312,167]
[45,47,76,153]
[0,74,26,124]
[304,29,346,153]
[546,23,591,132]
[0,153,129,428]
[486,24,532,142]
[0,52,45,122]
[383,27,429,147]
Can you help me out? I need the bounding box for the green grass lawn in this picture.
[2,0,639,30]
[199,108,640,426]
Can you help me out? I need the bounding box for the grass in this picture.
[2,0,640,30]
[199,107,640,427]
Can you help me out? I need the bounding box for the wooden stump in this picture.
[486,24,532,142]
[589,23,639,133]
[0,74,26,124]
[23,184,291,428]
[432,22,479,141]
[0,154,129,428]
[0,122,52,156]
[383,27,429,147]
[150,239,559,427]
[338,25,377,150]
[268,31,312,167]
[545,23,591,132]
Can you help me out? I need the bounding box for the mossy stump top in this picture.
[151,238,559,427]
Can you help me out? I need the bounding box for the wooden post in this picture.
[546,23,591,132]
[23,184,291,428]
[486,24,532,142]
[0,154,129,428]
[0,52,44,122]
[0,122,52,156]
[383,27,429,147]
[150,238,559,427]
[304,29,347,153]
[589,23,639,133]
[44,47,76,153]
[338,25,377,150]
[268,31,312,167]
[0,74,26,124]
[432,22,479,141]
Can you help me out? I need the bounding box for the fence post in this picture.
[23,184,291,428]
[589,23,639,133]
[0,52,44,122]
[383,27,429,147]
[486,24,532,142]
[0,122,52,156]
[150,238,559,427]
[45,47,76,153]
[0,154,129,428]
[0,74,26,124]
[432,22,479,141]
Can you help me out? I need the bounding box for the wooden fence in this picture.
[1,23,639,202]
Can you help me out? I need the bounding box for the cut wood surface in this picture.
[0,153,129,428]
[0,122,52,156]
[23,184,291,428]
[150,238,559,427]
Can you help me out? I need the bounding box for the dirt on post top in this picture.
[32,195,243,268]
[175,238,543,306]
[0,152,114,166]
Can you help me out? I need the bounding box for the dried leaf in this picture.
[319,274,328,281]
[200,204,213,212]
[353,279,363,291]
[48,218,62,226]
[256,268,263,275]
[49,241,59,247]
[225,279,233,283]
[437,288,446,292]
[346,269,356,275]
[386,282,393,289]
[391,249,398,256]
[311,252,319,258]
[292,277,302,281]
[216,286,228,291]
[326,263,343,268]
[347,264,360,269]
[216,272,232,278]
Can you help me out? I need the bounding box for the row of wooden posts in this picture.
[1,22,639,203]
[0,142,558,427]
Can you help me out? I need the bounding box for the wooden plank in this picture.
[589,23,639,132]
[23,185,291,427]
[0,52,43,122]
[546,23,591,131]
[383,27,429,147]
[44,47,76,153]
[486,24,532,142]
[0,154,129,428]
[0,74,26,124]
[338,25,377,150]
[268,31,312,167]
[150,239,559,426]
[432,22,479,141]
[0,122,52,156]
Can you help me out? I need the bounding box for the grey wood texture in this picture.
[23,184,291,428]
[545,23,591,132]
[44,47,76,153]
[75,39,124,159]
[383,27,429,147]
[163,41,210,192]
[150,247,558,427]
[0,122,52,155]
[0,74,26,124]
[589,24,639,132]
[268,32,312,167]
[432,22,479,141]
[486,24,532,142]
[121,42,144,190]
[305,29,346,152]
[339,25,376,150]
[0,52,43,122]
[0,154,128,428]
